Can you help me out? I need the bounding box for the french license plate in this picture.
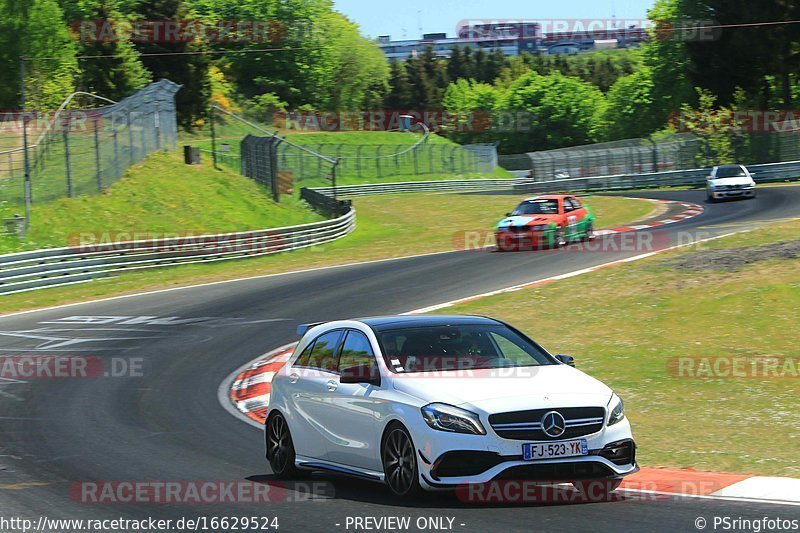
[523,439,588,461]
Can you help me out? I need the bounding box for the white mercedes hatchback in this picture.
[265,315,637,498]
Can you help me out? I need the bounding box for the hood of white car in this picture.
[709,176,754,186]
[390,364,613,413]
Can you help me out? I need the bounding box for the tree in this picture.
[601,67,662,140]
[499,71,608,152]
[639,0,697,128]
[441,78,503,144]
[447,46,467,81]
[62,0,151,101]
[385,60,414,109]
[0,0,78,109]
[134,0,211,129]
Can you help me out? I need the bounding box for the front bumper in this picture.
[411,417,637,488]
[496,229,553,249]
[709,187,755,199]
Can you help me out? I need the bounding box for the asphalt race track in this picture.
[1,187,799,532]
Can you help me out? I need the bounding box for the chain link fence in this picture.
[501,129,800,180]
[0,80,181,229]
[203,106,497,195]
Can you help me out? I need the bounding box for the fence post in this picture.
[646,137,658,173]
[210,106,219,170]
[413,146,419,174]
[127,108,135,165]
[356,145,362,178]
[270,137,281,202]
[93,117,102,191]
[154,100,161,150]
[331,158,340,201]
[112,115,121,181]
[63,128,73,198]
[20,56,32,230]
[376,145,382,178]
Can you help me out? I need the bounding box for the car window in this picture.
[294,341,315,367]
[569,198,583,210]
[378,324,555,373]
[715,166,748,178]
[512,199,559,215]
[563,199,574,212]
[337,330,377,372]
[304,330,343,372]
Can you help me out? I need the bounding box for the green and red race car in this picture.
[495,194,596,251]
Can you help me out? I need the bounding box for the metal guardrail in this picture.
[0,209,355,295]
[309,160,800,198]
[511,160,800,194]
[311,178,515,197]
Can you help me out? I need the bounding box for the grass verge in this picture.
[0,153,323,254]
[433,219,800,476]
[0,193,652,314]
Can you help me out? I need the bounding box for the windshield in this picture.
[377,324,555,373]
[716,166,747,178]
[512,200,560,216]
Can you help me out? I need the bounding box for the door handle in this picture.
[289,373,300,383]
[327,379,338,392]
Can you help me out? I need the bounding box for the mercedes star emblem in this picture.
[541,411,566,438]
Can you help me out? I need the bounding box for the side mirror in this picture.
[340,364,381,386]
[505,212,512,217]
[556,354,575,367]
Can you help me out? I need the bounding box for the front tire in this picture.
[266,412,302,479]
[551,227,567,248]
[382,425,422,498]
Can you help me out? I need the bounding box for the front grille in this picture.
[494,461,615,481]
[507,226,531,233]
[489,407,605,440]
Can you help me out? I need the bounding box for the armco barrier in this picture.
[0,209,355,295]
[300,188,353,217]
[309,160,800,198]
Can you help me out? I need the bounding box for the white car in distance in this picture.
[265,315,637,499]
[706,164,757,202]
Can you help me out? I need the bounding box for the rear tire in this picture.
[266,412,303,479]
[584,222,595,241]
[381,424,422,499]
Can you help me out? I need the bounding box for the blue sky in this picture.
[333,0,657,39]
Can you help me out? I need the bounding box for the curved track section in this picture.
[1,188,799,531]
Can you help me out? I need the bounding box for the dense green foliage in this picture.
[2,0,799,153]
[1,0,389,128]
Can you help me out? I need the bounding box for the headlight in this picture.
[421,403,486,435]
[607,394,625,426]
